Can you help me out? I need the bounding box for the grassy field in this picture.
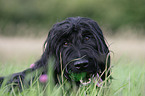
[0,37,145,96]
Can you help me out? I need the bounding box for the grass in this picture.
[0,56,144,96]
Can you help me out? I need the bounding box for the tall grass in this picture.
[0,57,144,96]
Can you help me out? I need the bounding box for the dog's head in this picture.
[40,17,110,86]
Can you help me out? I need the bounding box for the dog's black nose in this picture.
[74,59,89,70]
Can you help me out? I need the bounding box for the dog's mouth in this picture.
[80,73,103,87]
[68,71,103,87]
[65,58,103,87]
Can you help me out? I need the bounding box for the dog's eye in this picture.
[63,42,69,47]
[84,36,90,41]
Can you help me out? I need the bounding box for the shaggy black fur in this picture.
[0,17,111,90]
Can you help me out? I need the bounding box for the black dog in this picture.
[0,17,111,90]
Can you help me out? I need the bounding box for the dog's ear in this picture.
[34,29,55,69]
[94,25,109,54]
[91,23,109,54]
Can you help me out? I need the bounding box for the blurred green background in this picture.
[0,0,145,36]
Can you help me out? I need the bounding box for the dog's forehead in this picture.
[51,26,81,38]
[54,24,92,36]
[49,17,104,41]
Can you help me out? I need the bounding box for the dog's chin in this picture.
[66,69,103,87]
[79,73,103,87]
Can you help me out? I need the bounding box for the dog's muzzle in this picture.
[74,59,89,70]
[69,59,103,87]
